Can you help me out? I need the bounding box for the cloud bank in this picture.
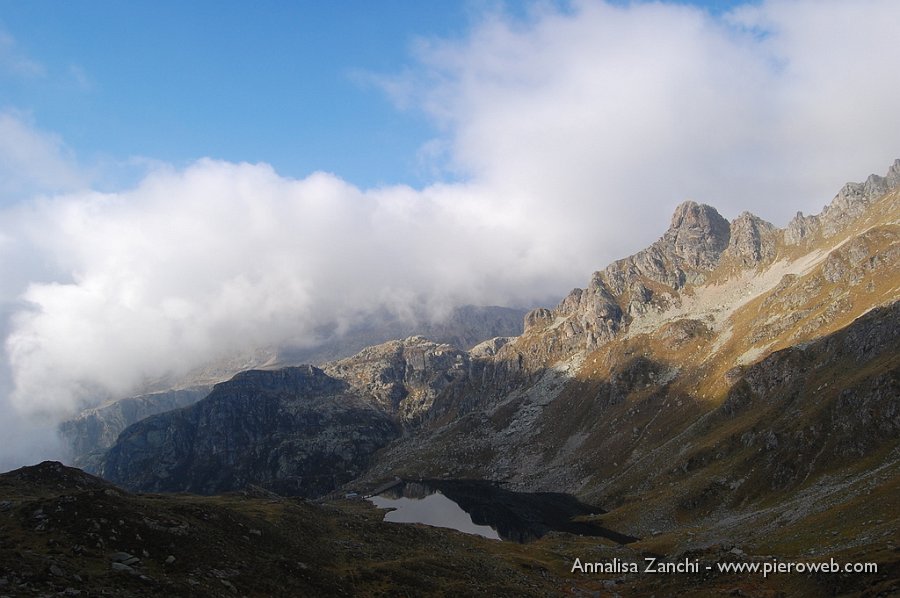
[400,0,900,228]
[2,161,562,421]
[1,0,899,468]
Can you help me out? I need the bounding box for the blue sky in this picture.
[2,0,753,191]
[1,1,490,189]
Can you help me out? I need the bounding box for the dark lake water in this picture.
[368,479,638,544]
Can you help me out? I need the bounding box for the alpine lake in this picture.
[367,479,638,544]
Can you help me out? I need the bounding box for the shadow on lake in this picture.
[368,479,638,544]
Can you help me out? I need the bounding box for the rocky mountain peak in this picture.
[787,159,900,243]
[518,160,900,355]
[726,211,776,266]
[524,201,734,352]
[664,201,731,267]
[784,210,819,245]
[668,200,719,230]
[887,157,900,188]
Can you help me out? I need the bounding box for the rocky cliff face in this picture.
[786,157,900,243]
[725,211,777,266]
[98,332,541,496]
[59,388,210,472]
[517,199,771,356]
[516,160,899,363]
[323,336,471,423]
[63,304,526,469]
[100,367,400,497]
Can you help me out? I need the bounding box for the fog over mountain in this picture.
[2,0,899,469]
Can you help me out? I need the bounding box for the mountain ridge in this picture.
[98,160,899,505]
[61,304,527,470]
[89,161,899,596]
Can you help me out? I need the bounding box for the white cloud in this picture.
[402,0,900,247]
[0,111,88,200]
[2,161,564,418]
[1,0,899,465]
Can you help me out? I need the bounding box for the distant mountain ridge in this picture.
[100,366,400,496]
[61,304,526,468]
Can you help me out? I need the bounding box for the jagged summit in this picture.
[601,201,730,296]
[726,211,776,266]
[788,158,900,242]
[666,200,731,266]
[889,157,900,186]
[527,200,739,349]
[524,158,900,353]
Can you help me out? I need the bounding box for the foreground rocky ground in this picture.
[1,462,896,597]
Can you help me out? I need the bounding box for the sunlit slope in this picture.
[366,164,899,558]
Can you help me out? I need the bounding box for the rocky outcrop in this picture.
[786,158,900,244]
[99,367,400,497]
[323,336,471,422]
[725,212,777,266]
[784,210,820,245]
[523,308,552,332]
[887,157,900,188]
[603,201,731,295]
[664,200,732,271]
[58,388,210,471]
[556,274,623,347]
[466,335,512,358]
[520,201,731,351]
[819,163,898,236]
